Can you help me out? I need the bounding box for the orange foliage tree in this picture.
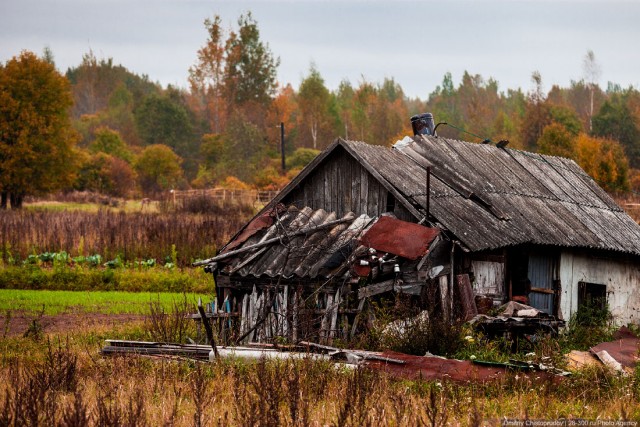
[575,133,629,193]
[0,51,78,208]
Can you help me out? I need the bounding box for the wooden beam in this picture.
[530,287,555,295]
[357,280,395,299]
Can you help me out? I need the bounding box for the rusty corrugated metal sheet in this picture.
[590,327,639,369]
[219,206,373,280]
[343,137,640,255]
[223,203,287,252]
[358,216,439,260]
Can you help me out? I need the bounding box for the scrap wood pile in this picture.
[100,339,406,366]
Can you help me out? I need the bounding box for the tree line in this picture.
[1,12,640,208]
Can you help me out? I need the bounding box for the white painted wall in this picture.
[560,251,640,325]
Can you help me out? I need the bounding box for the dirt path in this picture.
[0,312,146,337]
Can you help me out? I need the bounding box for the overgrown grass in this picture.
[0,333,637,426]
[0,289,212,315]
[24,201,108,213]
[0,265,215,293]
[0,292,638,425]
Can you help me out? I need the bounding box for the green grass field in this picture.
[0,289,212,315]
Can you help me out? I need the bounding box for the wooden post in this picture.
[351,298,367,339]
[240,293,249,336]
[282,285,289,337]
[320,293,333,344]
[439,275,449,321]
[329,288,341,342]
[292,286,299,342]
[197,297,218,358]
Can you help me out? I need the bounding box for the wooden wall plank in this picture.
[360,163,369,214]
[351,160,361,215]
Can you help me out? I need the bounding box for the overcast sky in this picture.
[1,0,639,99]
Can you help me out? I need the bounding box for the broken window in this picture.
[578,281,607,311]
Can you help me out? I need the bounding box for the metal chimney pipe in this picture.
[411,113,436,136]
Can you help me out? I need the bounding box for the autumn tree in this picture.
[371,78,410,144]
[521,71,551,149]
[223,12,279,109]
[351,80,377,142]
[221,112,269,183]
[426,72,461,140]
[266,84,298,154]
[66,50,158,119]
[547,80,605,133]
[583,50,602,131]
[335,80,355,139]
[191,133,225,188]
[103,82,139,146]
[0,51,78,208]
[89,126,134,163]
[189,15,226,133]
[75,151,136,198]
[286,148,319,170]
[134,91,199,177]
[189,13,280,132]
[425,72,520,144]
[592,89,640,168]
[537,123,576,158]
[135,144,184,194]
[575,133,629,193]
[298,65,331,149]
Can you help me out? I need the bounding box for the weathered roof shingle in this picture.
[343,136,640,254]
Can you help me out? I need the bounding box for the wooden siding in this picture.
[471,260,505,299]
[282,146,389,218]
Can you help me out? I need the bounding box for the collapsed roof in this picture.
[199,205,442,283]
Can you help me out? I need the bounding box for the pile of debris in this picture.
[566,326,640,375]
[101,339,406,366]
[470,301,565,339]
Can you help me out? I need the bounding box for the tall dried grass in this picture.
[1,338,638,426]
[0,205,252,267]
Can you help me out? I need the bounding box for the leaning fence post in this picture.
[198,297,218,359]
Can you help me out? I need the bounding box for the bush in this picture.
[366,294,464,357]
[562,302,615,351]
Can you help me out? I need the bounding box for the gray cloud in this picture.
[1,0,638,98]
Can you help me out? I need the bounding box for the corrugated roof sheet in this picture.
[219,206,373,279]
[359,216,439,260]
[342,136,640,255]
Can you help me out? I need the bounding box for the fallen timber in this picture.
[101,339,405,365]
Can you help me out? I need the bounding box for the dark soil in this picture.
[0,311,145,337]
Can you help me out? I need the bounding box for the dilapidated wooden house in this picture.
[198,130,640,344]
